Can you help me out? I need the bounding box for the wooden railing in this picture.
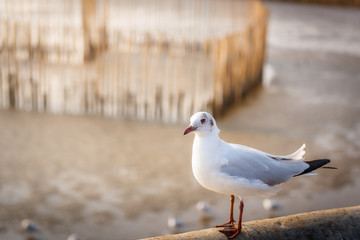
[143,206,360,240]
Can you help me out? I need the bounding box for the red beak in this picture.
[184,126,197,135]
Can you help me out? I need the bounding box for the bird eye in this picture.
[200,118,206,124]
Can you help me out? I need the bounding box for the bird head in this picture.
[183,112,219,136]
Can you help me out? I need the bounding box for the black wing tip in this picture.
[312,159,330,164]
[308,158,330,164]
[294,159,332,177]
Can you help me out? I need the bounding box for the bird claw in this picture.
[219,227,241,239]
[228,229,241,239]
[215,220,236,228]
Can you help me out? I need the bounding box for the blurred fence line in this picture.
[0,0,268,122]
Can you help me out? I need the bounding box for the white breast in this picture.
[191,136,227,192]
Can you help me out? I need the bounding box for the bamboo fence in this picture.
[0,0,268,122]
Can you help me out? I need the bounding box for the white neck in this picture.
[193,130,221,151]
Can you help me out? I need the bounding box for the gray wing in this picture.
[220,144,308,186]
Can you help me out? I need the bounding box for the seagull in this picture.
[184,112,332,239]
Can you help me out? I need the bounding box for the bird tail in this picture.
[267,144,306,161]
[286,143,306,161]
[294,159,335,177]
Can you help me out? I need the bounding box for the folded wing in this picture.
[220,144,309,186]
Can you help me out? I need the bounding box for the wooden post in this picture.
[82,0,96,61]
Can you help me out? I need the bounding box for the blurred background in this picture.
[0,0,359,239]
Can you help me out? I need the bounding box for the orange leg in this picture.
[216,195,235,228]
[220,199,244,239]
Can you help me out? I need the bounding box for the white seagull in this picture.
[184,112,333,239]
